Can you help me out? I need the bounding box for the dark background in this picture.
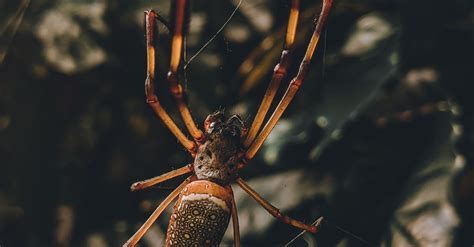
[0,0,473,246]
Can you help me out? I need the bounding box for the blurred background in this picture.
[1,0,473,246]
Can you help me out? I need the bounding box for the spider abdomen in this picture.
[166,180,233,247]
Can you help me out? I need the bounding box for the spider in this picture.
[124,0,333,246]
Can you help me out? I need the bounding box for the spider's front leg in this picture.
[145,0,206,153]
[235,0,333,235]
[167,0,205,144]
[243,0,301,148]
[245,0,334,161]
[144,10,196,152]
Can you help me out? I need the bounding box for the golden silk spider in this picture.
[123,0,333,246]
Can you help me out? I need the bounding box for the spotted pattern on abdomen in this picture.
[166,195,231,247]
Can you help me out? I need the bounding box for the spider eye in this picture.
[240,126,247,137]
[226,115,246,137]
[204,111,225,133]
[205,121,216,134]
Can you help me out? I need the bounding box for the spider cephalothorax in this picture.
[194,112,246,185]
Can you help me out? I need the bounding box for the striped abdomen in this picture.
[166,180,233,247]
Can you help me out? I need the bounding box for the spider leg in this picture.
[231,190,241,247]
[123,177,191,247]
[236,178,322,233]
[145,10,196,152]
[130,164,193,191]
[167,0,205,143]
[243,0,300,148]
[245,0,333,160]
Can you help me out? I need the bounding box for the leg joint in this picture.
[274,50,292,75]
[145,77,158,103]
[291,61,311,88]
[167,71,184,99]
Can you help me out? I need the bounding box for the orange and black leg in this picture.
[167,0,205,143]
[130,164,193,191]
[144,10,196,152]
[243,0,301,148]
[124,177,191,247]
[236,178,323,233]
[231,191,241,247]
[245,0,333,161]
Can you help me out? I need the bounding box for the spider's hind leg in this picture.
[231,189,241,247]
[236,178,323,233]
[123,178,191,247]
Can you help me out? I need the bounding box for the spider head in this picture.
[203,111,246,139]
